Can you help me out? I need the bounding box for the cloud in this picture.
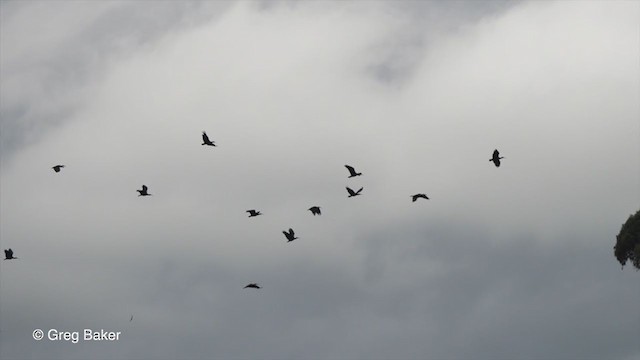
[1,1,638,359]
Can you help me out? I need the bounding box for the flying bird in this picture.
[244,283,261,289]
[246,210,262,217]
[346,186,363,198]
[490,149,504,167]
[344,165,362,178]
[52,165,65,173]
[202,131,216,146]
[283,228,298,242]
[308,206,321,216]
[137,185,151,196]
[3,249,17,260]
[130,315,133,322]
[411,194,429,202]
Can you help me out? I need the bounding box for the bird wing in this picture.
[289,228,295,236]
[344,165,356,175]
[356,187,363,194]
[493,149,499,158]
[142,185,148,192]
[202,132,210,143]
[4,249,11,258]
[346,187,355,195]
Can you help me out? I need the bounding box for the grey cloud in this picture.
[1,1,638,360]
[0,1,233,162]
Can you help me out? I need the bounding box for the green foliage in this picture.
[614,209,640,270]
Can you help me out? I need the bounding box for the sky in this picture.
[1,1,639,359]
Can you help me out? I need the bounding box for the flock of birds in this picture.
[2,130,506,292]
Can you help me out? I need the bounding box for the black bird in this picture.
[244,283,261,289]
[202,132,216,146]
[344,165,362,178]
[246,210,262,217]
[137,185,151,196]
[3,249,17,260]
[283,228,298,242]
[346,186,363,198]
[52,165,65,173]
[411,194,429,202]
[490,149,504,167]
[308,206,321,216]
[130,315,134,322]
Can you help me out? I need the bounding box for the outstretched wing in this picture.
[4,249,12,258]
[346,187,355,196]
[356,187,363,195]
[344,165,356,176]
[202,132,210,143]
[142,185,148,192]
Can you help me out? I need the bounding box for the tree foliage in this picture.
[614,209,640,270]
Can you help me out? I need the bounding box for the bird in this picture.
[411,194,429,202]
[3,249,17,260]
[490,149,504,167]
[137,185,151,196]
[244,283,261,289]
[283,228,298,242]
[346,186,363,198]
[202,131,216,146]
[52,165,65,173]
[246,210,262,217]
[308,206,321,216]
[130,315,133,322]
[344,165,362,178]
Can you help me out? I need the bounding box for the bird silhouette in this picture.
[202,132,216,146]
[246,210,262,217]
[3,249,17,260]
[52,165,65,173]
[130,315,133,322]
[137,185,151,196]
[346,186,363,198]
[244,283,261,289]
[283,228,298,242]
[490,149,504,167]
[344,165,362,178]
[308,206,321,215]
[411,194,429,202]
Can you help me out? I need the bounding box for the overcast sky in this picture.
[1,1,639,359]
